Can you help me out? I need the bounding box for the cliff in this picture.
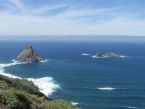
[0,75,79,109]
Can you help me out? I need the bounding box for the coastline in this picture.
[0,74,79,109]
[0,60,79,107]
[0,60,59,97]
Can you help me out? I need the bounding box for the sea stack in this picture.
[95,51,121,58]
[16,45,42,62]
[104,52,120,58]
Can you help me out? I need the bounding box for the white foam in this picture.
[0,68,21,79]
[81,53,91,56]
[97,87,116,91]
[91,55,97,58]
[119,106,137,109]
[91,55,107,58]
[0,61,60,96]
[40,59,48,63]
[12,59,15,62]
[0,61,26,68]
[120,55,127,58]
[11,59,49,63]
[28,77,60,96]
[71,102,79,106]
[91,55,127,59]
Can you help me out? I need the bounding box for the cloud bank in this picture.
[0,0,145,37]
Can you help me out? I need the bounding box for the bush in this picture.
[0,75,79,109]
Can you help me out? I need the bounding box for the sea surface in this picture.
[0,40,145,109]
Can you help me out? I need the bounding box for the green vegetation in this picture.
[0,75,79,109]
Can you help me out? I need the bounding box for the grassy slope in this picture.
[0,75,79,109]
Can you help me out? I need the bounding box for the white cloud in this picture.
[58,7,116,18]
[9,0,25,13]
[0,1,145,36]
[31,3,67,15]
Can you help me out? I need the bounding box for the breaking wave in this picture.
[0,61,27,68]
[81,53,91,56]
[71,101,79,106]
[27,77,60,96]
[40,59,48,63]
[91,55,127,59]
[0,61,60,96]
[118,106,137,109]
[91,55,108,58]
[97,87,117,91]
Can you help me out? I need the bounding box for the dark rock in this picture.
[16,45,42,62]
[96,52,104,57]
[104,52,120,58]
[95,51,121,58]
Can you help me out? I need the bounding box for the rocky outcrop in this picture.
[104,52,120,58]
[96,51,121,58]
[16,45,42,62]
[96,52,104,57]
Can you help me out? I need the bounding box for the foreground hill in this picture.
[0,75,79,109]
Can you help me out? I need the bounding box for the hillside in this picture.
[0,75,79,109]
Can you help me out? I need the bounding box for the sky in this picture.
[0,0,145,37]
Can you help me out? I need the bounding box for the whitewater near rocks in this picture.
[0,60,60,96]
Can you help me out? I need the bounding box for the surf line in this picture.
[0,61,60,96]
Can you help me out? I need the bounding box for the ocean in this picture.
[0,40,145,109]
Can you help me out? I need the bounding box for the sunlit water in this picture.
[0,40,145,109]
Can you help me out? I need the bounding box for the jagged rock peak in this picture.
[16,45,43,62]
[25,45,33,49]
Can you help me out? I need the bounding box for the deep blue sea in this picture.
[0,40,145,109]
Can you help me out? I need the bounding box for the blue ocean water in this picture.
[0,40,145,109]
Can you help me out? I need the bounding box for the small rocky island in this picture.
[16,45,43,62]
[95,51,121,58]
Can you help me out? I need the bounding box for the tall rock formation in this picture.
[16,45,42,62]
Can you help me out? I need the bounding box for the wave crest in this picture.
[97,87,116,91]
[91,55,127,59]
[40,59,48,63]
[118,106,137,109]
[28,77,60,96]
[0,61,27,68]
[81,53,91,56]
[71,101,79,106]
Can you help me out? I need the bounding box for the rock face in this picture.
[96,52,104,57]
[104,52,120,58]
[16,45,42,62]
[96,51,120,58]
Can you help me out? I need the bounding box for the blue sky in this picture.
[0,0,145,36]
